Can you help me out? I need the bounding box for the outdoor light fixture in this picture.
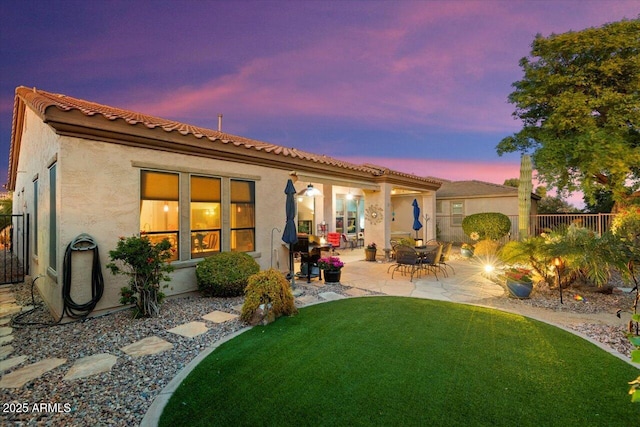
[297,183,323,197]
[346,188,354,200]
[484,264,495,274]
[163,203,169,212]
[415,239,424,247]
[554,257,565,304]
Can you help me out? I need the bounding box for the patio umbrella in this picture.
[282,179,298,286]
[412,198,422,239]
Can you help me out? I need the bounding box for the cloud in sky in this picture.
[1,0,637,203]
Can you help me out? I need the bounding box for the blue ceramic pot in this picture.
[460,248,474,258]
[506,278,533,299]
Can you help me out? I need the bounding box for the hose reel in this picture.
[62,233,104,319]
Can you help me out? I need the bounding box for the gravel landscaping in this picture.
[1,273,638,426]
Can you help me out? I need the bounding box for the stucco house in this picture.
[435,179,540,242]
[7,86,441,318]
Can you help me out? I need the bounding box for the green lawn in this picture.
[160,297,639,426]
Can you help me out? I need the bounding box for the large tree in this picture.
[497,18,640,207]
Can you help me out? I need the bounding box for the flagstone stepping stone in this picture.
[0,345,14,360]
[0,326,13,337]
[0,355,28,372]
[167,321,208,338]
[121,336,173,357]
[232,304,243,312]
[0,294,16,304]
[0,357,66,388]
[295,295,318,306]
[0,334,14,345]
[0,304,22,318]
[64,353,118,380]
[318,292,346,301]
[344,288,368,297]
[0,317,11,326]
[202,311,238,323]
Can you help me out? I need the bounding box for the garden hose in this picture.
[12,234,104,327]
[62,233,104,319]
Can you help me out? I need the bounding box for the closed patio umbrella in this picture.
[412,198,422,239]
[282,179,298,286]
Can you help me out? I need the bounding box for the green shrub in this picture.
[107,235,174,318]
[612,206,640,261]
[473,239,501,257]
[462,213,511,241]
[241,269,297,324]
[196,252,260,297]
[398,237,416,247]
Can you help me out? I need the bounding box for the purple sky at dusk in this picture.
[1,0,638,207]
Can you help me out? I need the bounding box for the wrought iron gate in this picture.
[1,214,29,285]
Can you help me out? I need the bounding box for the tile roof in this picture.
[10,86,442,188]
[437,180,520,198]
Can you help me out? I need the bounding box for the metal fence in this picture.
[1,214,29,285]
[436,213,615,244]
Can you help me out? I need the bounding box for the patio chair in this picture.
[388,239,400,260]
[389,245,422,282]
[327,232,341,254]
[420,244,443,280]
[341,234,355,250]
[438,242,455,275]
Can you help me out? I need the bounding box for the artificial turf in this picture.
[160,297,639,426]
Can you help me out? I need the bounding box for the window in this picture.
[140,170,179,260]
[49,164,56,270]
[451,201,464,226]
[436,200,442,214]
[190,175,221,258]
[33,178,38,255]
[230,180,255,252]
[335,198,344,233]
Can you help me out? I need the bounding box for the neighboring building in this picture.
[435,180,540,242]
[7,86,441,317]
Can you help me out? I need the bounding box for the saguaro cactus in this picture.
[518,154,532,240]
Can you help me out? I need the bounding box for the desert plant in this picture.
[196,252,260,297]
[107,235,174,318]
[499,224,630,289]
[462,212,511,241]
[241,269,297,325]
[518,154,532,240]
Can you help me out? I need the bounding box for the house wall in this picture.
[390,193,436,243]
[12,108,62,317]
[13,109,293,317]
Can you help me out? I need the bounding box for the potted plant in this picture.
[318,256,344,283]
[460,243,474,258]
[365,242,377,261]
[504,267,534,299]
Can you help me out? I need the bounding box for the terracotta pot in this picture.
[324,270,341,284]
[506,278,533,299]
